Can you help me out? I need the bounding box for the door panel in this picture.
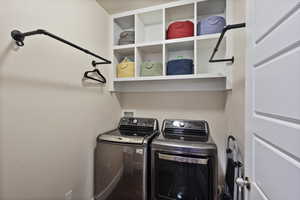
[254,47,300,121]
[254,7,300,66]
[253,116,300,159]
[254,137,300,200]
[254,0,299,43]
[246,0,300,200]
[250,186,268,200]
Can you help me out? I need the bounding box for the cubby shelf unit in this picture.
[111,0,232,92]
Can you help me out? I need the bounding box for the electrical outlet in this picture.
[65,190,72,200]
[122,109,136,117]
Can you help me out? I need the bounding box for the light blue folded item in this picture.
[197,16,226,35]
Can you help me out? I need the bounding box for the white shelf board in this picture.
[113,44,135,50]
[195,33,221,41]
[113,34,221,50]
[164,36,195,44]
[114,73,225,82]
[113,73,227,92]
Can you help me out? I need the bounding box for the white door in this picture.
[245,0,300,200]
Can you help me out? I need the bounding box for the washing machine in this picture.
[151,119,218,200]
[94,117,159,200]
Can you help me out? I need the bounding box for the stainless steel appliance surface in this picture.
[151,119,218,200]
[94,117,159,200]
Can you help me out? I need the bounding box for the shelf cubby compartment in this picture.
[165,40,195,75]
[136,44,163,77]
[136,10,164,44]
[111,0,231,92]
[196,37,226,74]
[113,47,135,78]
[196,0,226,36]
[165,3,195,40]
[113,15,135,46]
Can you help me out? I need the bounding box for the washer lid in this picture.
[99,131,147,144]
[98,129,148,144]
[98,117,158,144]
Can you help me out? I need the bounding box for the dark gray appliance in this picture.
[151,119,218,200]
[94,117,158,200]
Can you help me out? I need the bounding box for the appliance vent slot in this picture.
[164,128,208,136]
[119,125,154,132]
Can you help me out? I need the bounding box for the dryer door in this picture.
[154,152,213,200]
[94,142,146,200]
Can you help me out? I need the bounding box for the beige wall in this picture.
[225,0,246,158]
[119,91,228,179]
[0,0,121,199]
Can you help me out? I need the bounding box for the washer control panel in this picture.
[119,117,158,130]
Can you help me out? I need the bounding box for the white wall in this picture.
[119,91,228,180]
[225,0,246,158]
[0,0,121,199]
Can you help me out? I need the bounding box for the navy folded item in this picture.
[197,16,226,35]
[167,59,194,75]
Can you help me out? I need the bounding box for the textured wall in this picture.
[0,0,121,199]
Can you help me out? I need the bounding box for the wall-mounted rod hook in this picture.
[92,60,109,67]
[209,23,246,64]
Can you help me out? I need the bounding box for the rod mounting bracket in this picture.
[11,30,25,46]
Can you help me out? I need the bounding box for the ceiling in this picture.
[97,0,179,14]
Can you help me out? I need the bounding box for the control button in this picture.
[173,121,180,127]
[132,119,138,124]
[179,122,185,127]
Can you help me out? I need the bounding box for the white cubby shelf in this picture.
[111,0,232,92]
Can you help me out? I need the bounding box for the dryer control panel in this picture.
[162,119,209,141]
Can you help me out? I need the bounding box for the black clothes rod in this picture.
[11,29,111,64]
[209,23,246,64]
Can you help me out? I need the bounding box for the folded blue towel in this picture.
[167,59,194,75]
[197,16,226,35]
